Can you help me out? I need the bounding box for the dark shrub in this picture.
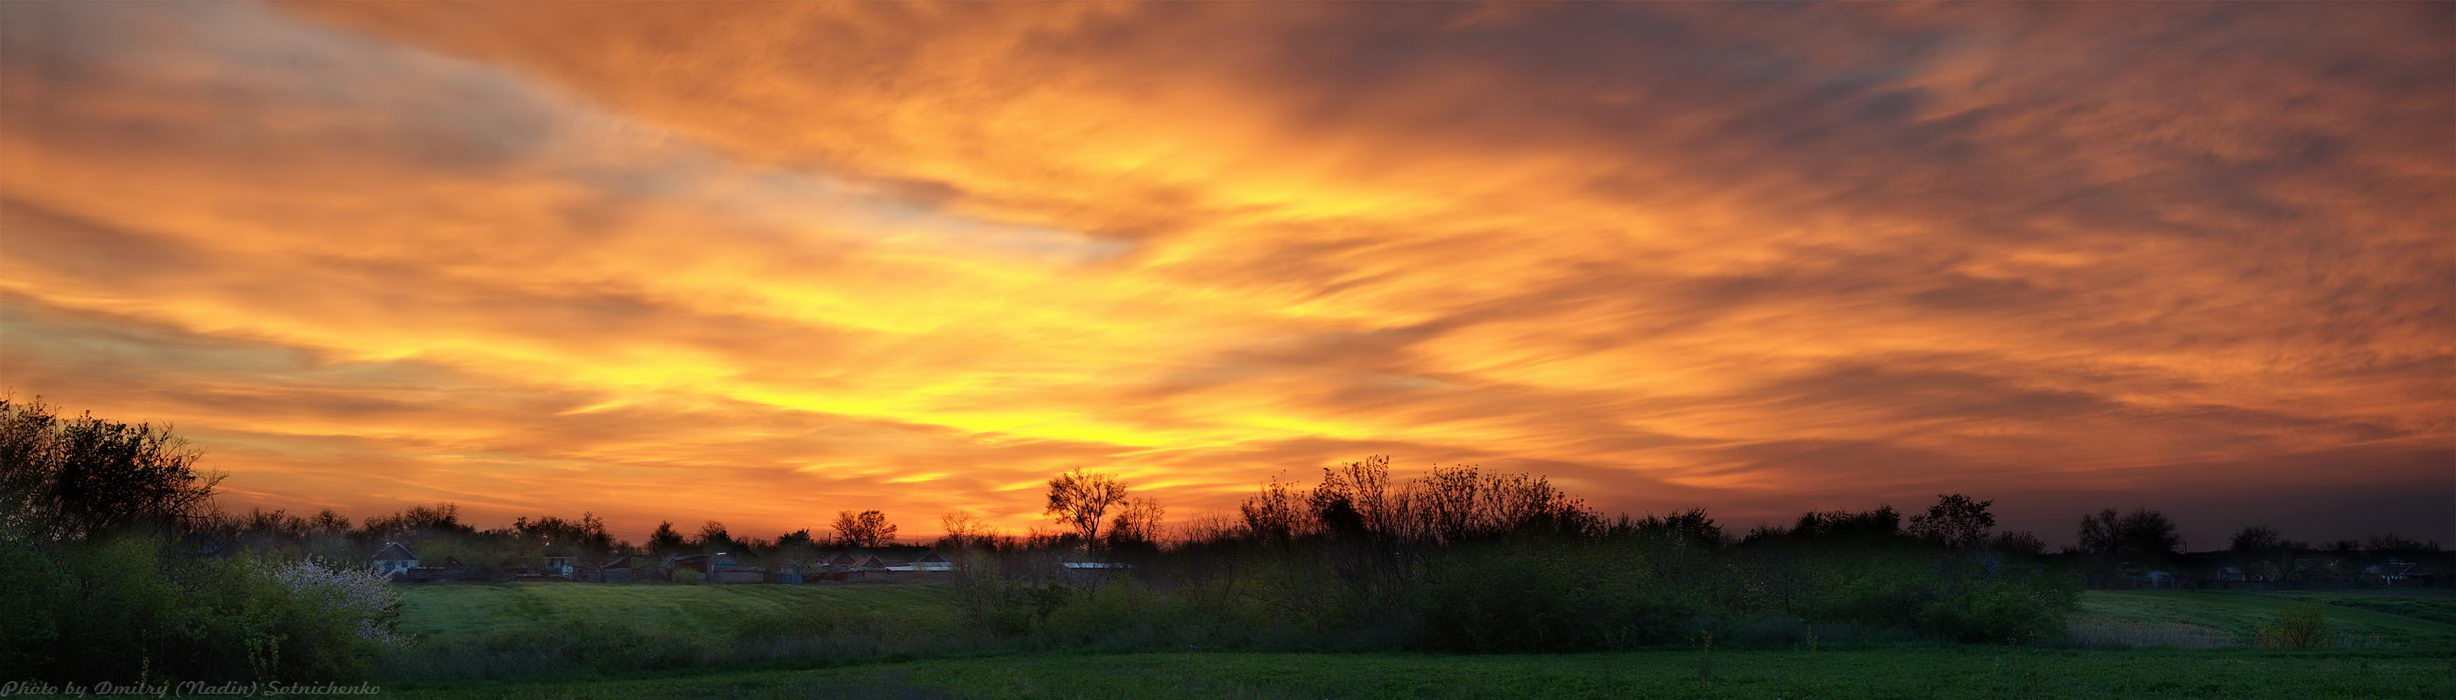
[1413,545,1705,652]
[2258,604,2333,649]
[0,537,400,682]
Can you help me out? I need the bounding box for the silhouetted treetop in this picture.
[1,398,222,540]
[833,509,897,547]
[1046,468,1130,547]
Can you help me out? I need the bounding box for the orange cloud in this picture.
[2,2,2449,544]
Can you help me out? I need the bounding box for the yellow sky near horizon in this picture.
[2,2,2450,545]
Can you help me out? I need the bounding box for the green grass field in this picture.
[2072,589,2456,648]
[380,648,2456,699]
[383,584,2456,698]
[396,582,962,643]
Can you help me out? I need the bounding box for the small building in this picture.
[499,557,538,577]
[501,557,569,582]
[2367,560,2436,587]
[892,551,955,572]
[670,552,765,583]
[824,551,864,571]
[666,552,731,574]
[371,542,419,576]
[1061,560,1132,587]
[709,564,767,584]
[580,556,636,583]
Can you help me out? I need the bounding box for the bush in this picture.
[0,537,402,683]
[1041,578,1215,649]
[1413,547,1704,651]
[391,600,967,681]
[2259,604,2334,648]
[387,616,714,679]
[1926,585,2071,644]
[947,557,1076,637]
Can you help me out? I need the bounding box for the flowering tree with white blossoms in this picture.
[263,556,409,647]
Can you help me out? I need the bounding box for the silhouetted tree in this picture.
[936,510,995,550]
[2229,526,2285,555]
[1476,470,1595,539]
[1907,494,1996,549]
[498,512,616,559]
[361,503,475,539]
[2365,534,2439,554]
[692,520,736,552]
[1786,506,1903,542]
[1312,456,1400,539]
[1107,496,1166,548]
[310,508,351,533]
[2228,525,2302,582]
[766,528,821,569]
[1239,474,1307,543]
[1615,508,1723,550]
[775,529,817,548]
[2078,508,2181,564]
[1237,458,1601,547]
[1412,464,1483,544]
[1045,468,1129,547]
[0,398,222,540]
[646,520,687,555]
[832,510,897,547]
[1989,530,2046,556]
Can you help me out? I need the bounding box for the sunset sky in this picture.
[3,2,2450,546]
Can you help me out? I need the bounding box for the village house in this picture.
[1061,560,1132,587]
[892,551,954,572]
[370,543,464,583]
[499,556,570,582]
[663,552,767,583]
[711,553,768,584]
[2366,559,2437,587]
[371,542,418,576]
[587,555,637,583]
[662,552,724,578]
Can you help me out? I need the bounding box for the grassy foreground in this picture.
[380,647,2455,699]
[396,582,962,642]
[2071,589,2456,648]
[381,584,2456,697]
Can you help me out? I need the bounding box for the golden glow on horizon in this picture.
[1,2,2449,543]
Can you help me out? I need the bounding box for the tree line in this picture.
[4,398,2439,576]
[5,397,2450,682]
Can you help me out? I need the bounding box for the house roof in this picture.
[373,542,417,561]
[2374,561,2429,576]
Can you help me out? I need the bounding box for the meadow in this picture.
[381,648,2456,699]
[2071,589,2456,648]
[376,583,2456,698]
[396,582,962,643]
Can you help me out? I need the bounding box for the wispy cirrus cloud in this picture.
[3,1,2448,544]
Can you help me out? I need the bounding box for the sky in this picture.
[2,2,2450,547]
